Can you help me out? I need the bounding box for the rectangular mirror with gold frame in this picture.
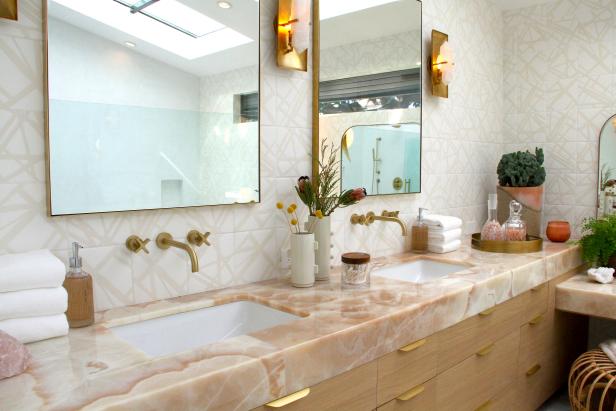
[312,0,422,196]
[44,0,260,215]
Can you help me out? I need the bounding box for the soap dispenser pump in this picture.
[63,242,94,328]
[411,208,429,253]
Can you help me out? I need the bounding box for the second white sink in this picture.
[110,301,301,357]
[373,258,468,283]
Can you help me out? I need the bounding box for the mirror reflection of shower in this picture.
[372,137,382,194]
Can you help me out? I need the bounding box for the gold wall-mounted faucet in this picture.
[351,210,408,236]
[156,233,199,273]
[125,235,150,254]
[187,230,211,247]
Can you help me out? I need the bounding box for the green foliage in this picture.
[497,147,546,187]
[578,214,616,266]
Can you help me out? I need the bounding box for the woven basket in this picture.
[569,349,616,410]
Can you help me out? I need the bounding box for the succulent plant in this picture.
[497,147,546,187]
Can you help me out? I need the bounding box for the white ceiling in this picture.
[321,0,422,50]
[48,0,259,77]
[489,0,555,11]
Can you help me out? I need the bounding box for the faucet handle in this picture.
[126,235,150,254]
[382,210,400,218]
[187,230,211,247]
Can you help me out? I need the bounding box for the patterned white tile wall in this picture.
[0,0,504,312]
[503,0,616,237]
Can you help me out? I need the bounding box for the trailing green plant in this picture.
[578,214,616,267]
[497,147,546,187]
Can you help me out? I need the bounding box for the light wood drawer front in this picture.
[516,350,561,411]
[435,329,520,411]
[519,310,554,372]
[376,378,436,411]
[521,283,548,325]
[436,295,523,373]
[377,337,437,405]
[252,361,377,411]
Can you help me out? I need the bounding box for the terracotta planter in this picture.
[497,185,544,238]
[546,221,571,243]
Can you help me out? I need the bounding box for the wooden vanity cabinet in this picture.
[254,271,587,411]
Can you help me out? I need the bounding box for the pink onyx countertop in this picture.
[556,273,616,320]
[0,241,582,411]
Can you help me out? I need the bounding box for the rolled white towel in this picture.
[0,287,68,321]
[422,215,463,231]
[600,339,616,364]
[0,314,69,344]
[428,239,462,254]
[0,250,65,292]
[428,228,462,244]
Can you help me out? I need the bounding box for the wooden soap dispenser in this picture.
[63,242,94,328]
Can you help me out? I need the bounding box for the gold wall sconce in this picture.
[0,0,18,21]
[612,117,616,132]
[428,30,455,98]
[274,0,308,72]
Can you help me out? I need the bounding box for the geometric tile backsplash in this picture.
[2,0,597,312]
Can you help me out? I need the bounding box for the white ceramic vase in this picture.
[290,233,318,288]
[308,216,331,281]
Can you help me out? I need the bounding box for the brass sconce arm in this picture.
[351,210,408,236]
[156,233,199,273]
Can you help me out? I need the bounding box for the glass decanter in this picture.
[503,200,527,241]
[481,193,504,240]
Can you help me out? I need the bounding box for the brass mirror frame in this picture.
[597,113,616,217]
[43,1,262,216]
[311,0,423,196]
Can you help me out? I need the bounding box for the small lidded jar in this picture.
[503,200,527,241]
[341,252,371,289]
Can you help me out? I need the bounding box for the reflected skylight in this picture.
[52,0,252,60]
[320,0,399,20]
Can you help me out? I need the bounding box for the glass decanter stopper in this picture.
[503,200,527,241]
[481,193,504,240]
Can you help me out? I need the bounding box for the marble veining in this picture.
[0,241,581,411]
[556,274,616,321]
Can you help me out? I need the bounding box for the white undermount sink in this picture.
[110,301,301,357]
[372,258,469,283]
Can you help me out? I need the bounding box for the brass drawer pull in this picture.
[479,307,496,316]
[396,384,425,401]
[266,388,310,408]
[475,399,492,411]
[399,338,427,353]
[476,343,495,357]
[530,285,544,292]
[526,364,541,376]
[529,314,544,325]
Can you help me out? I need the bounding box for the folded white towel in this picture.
[0,287,68,321]
[0,250,65,292]
[422,215,463,231]
[600,339,616,364]
[428,239,462,254]
[428,228,462,243]
[0,314,68,344]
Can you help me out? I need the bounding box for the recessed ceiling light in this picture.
[124,41,136,48]
[217,1,232,9]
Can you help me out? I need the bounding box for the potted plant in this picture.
[496,147,546,237]
[294,144,366,281]
[579,215,616,269]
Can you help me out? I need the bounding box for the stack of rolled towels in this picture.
[0,250,69,344]
[423,214,463,254]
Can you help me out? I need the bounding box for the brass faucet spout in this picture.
[156,233,199,273]
[373,215,408,236]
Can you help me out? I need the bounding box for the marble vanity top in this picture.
[556,274,616,320]
[0,241,582,411]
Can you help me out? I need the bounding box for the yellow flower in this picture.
[290,203,298,211]
[287,206,294,214]
[276,202,284,210]
[290,219,298,226]
[315,210,324,219]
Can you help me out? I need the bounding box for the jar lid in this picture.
[341,252,370,264]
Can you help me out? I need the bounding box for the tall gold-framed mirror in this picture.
[312,0,422,196]
[599,114,616,217]
[44,0,260,216]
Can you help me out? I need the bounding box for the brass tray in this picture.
[471,233,543,253]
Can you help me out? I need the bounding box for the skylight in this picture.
[320,0,399,20]
[52,0,252,60]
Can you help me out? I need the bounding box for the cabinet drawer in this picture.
[521,283,548,325]
[377,336,437,405]
[436,295,523,373]
[516,350,562,411]
[252,361,376,411]
[435,329,520,411]
[376,378,436,411]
